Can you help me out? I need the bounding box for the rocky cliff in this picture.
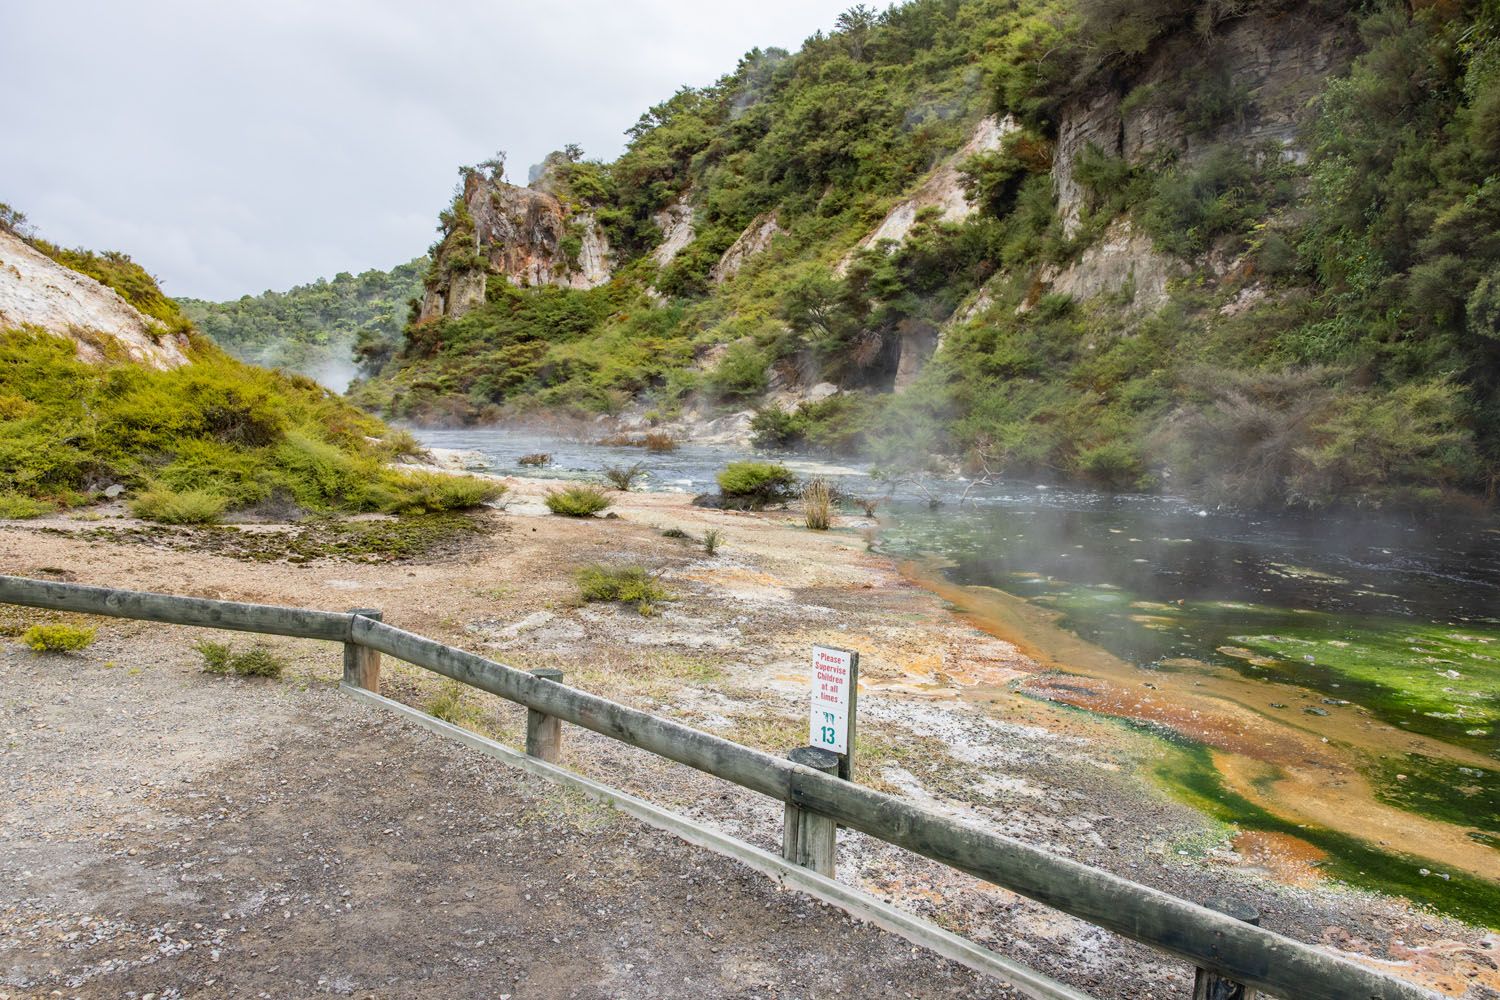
[0,229,190,368]
[418,169,612,323]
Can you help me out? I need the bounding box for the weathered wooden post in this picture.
[1194,898,1262,1000]
[524,667,566,763]
[783,746,840,876]
[342,609,383,693]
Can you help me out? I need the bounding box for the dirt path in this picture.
[1,477,1496,997]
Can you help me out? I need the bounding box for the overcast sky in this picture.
[0,0,856,301]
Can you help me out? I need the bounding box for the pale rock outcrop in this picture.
[1029,219,1180,314]
[839,115,1016,272]
[893,322,940,393]
[711,212,786,283]
[0,229,189,369]
[421,171,613,322]
[1053,6,1355,237]
[651,200,696,269]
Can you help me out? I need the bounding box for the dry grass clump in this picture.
[603,461,648,490]
[802,477,833,530]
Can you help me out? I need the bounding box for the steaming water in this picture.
[418,427,1500,911]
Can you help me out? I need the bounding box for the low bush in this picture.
[0,492,52,519]
[661,527,691,539]
[576,564,674,616]
[22,623,96,652]
[130,486,229,525]
[716,461,797,509]
[380,471,504,514]
[518,452,551,467]
[545,484,614,516]
[603,461,648,490]
[195,639,284,678]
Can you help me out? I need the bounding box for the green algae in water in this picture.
[1367,753,1499,838]
[1150,733,1500,928]
[1227,623,1499,751]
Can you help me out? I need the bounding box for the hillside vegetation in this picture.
[345,0,1496,508]
[179,259,425,384]
[0,211,498,523]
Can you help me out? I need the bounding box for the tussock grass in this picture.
[802,477,833,530]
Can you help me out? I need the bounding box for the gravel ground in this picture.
[1,642,1018,1000]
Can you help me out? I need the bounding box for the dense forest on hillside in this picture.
[347,0,1500,509]
[179,260,425,386]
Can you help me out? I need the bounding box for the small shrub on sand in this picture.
[661,527,691,539]
[0,492,51,519]
[194,639,284,678]
[701,528,723,556]
[576,564,674,616]
[518,452,551,467]
[716,461,797,509]
[22,623,96,652]
[546,485,614,517]
[803,477,833,530]
[380,471,504,514]
[130,485,229,524]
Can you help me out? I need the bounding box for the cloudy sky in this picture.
[1,0,856,301]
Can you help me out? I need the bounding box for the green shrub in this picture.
[130,486,229,524]
[545,484,614,516]
[381,471,505,514]
[195,639,284,678]
[716,461,797,508]
[0,492,52,519]
[195,640,233,674]
[576,564,674,615]
[22,623,96,652]
[707,342,770,399]
[427,681,487,728]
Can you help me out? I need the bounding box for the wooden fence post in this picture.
[783,746,840,876]
[525,667,565,763]
[1194,898,1261,1000]
[343,609,382,693]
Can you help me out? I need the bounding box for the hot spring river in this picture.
[418,427,1500,923]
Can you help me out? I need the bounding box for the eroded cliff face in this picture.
[1053,5,1355,236]
[0,230,190,368]
[840,115,1016,273]
[712,212,786,284]
[420,171,612,322]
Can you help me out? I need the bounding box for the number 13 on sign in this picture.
[808,645,859,780]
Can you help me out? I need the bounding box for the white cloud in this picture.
[0,0,854,299]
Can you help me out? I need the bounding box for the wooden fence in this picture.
[0,574,1439,1000]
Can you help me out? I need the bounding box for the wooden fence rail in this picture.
[0,574,1437,1000]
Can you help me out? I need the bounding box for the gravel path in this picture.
[1,641,1018,999]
